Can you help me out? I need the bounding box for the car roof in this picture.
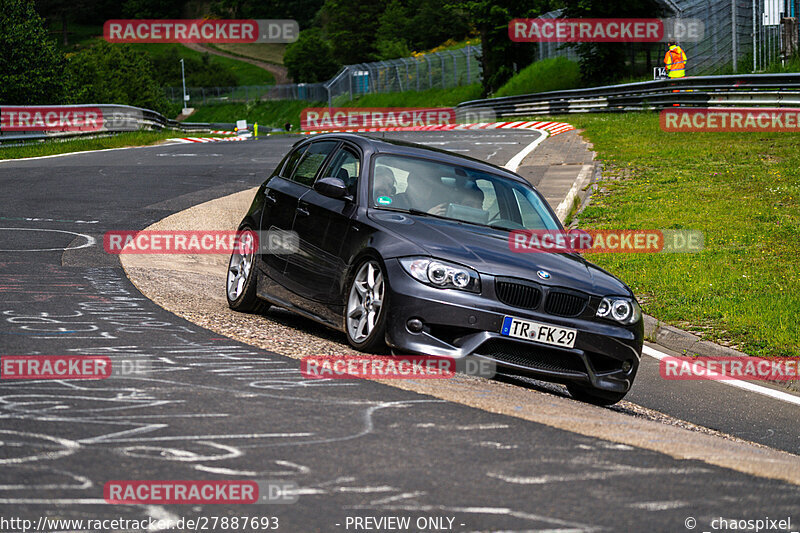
[299,132,530,185]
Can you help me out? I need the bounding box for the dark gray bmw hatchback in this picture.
[227,133,643,405]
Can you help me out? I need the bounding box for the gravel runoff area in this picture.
[120,187,800,486]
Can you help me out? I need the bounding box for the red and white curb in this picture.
[166,135,250,143]
[209,130,237,135]
[301,121,575,136]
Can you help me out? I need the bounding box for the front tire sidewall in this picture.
[345,257,389,352]
[226,227,263,312]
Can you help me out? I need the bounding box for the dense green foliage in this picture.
[0,0,67,104]
[66,42,175,115]
[562,0,665,85]
[375,0,471,59]
[284,29,340,83]
[449,0,548,96]
[285,0,477,83]
[210,0,324,29]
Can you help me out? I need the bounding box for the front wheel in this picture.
[345,259,388,352]
[566,383,627,406]
[226,226,269,313]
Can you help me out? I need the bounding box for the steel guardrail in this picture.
[0,104,235,144]
[456,73,800,116]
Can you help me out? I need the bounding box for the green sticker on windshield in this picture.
[377,196,393,205]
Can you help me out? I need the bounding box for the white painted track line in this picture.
[643,344,800,407]
[503,132,549,172]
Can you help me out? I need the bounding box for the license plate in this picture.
[500,316,577,348]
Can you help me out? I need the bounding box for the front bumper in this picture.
[384,260,643,394]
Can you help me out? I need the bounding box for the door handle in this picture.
[296,204,310,217]
[264,191,277,204]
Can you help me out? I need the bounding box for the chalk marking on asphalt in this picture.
[503,132,549,172]
[487,466,710,485]
[0,227,95,252]
[643,344,800,407]
[147,506,181,532]
[629,500,690,511]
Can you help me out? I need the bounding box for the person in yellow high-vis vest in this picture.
[664,41,687,78]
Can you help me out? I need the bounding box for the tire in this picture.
[226,226,270,313]
[345,258,389,352]
[566,383,628,406]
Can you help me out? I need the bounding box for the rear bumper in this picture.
[384,260,643,394]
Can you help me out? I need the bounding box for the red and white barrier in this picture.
[166,135,250,143]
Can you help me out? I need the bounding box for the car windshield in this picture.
[370,154,560,231]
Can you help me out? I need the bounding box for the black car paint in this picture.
[236,133,643,396]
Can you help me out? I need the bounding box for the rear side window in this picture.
[281,145,307,177]
[290,141,338,187]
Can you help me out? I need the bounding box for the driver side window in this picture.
[322,147,361,197]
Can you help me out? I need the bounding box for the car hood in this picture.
[368,211,631,297]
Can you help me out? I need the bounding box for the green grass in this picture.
[210,43,287,65]
[189,100,318,130]
[0,131,187,160]
[130,44,275,86]
[494,57,582,98]
[341,84,482,108]
[544,112,800,358]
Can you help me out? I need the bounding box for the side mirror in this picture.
[314,177,351,200]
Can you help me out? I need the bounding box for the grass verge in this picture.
[547,112,799,358]
[339,84,482,107]
[0,131,186,160]
[494,57,582,98]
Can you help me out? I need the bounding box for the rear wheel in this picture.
[226,226,269,313]
[566,383,627,406]
[345,259,388,352]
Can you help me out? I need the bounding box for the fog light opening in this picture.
[621,360,633,372]
[407,318,424,333]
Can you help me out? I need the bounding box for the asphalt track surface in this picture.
[1,131,799,532]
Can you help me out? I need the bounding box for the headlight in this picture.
[399,257,481,293]
[596,296,641,325]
